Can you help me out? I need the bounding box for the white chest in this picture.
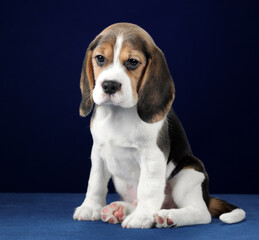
[100,144,140,181]
[91,105,164,181]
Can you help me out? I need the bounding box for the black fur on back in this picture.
[166,109,210,206]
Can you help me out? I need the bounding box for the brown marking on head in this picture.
[79,31,115,117]
[79,23,175,122]
[113,23,175,123]
[92,42,114,80]
[119,41,147,103]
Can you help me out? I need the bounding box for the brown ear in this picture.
[79,36,101,117]
[137,46,175,123]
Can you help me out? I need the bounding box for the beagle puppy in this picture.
[73,23,245,228]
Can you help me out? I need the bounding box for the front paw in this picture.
[122,210,155,229]
[73,204,102,221]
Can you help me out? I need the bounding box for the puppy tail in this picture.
[208,197,246,224]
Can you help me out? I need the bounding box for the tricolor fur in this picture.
[73,23,245,228]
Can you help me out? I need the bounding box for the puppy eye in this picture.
[95,55,106,66]
[125,58,140,70]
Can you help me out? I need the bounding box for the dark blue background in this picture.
[0,1,258,193]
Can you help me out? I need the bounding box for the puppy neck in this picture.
[97,104,137,117]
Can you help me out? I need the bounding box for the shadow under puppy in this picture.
[73,23,245,229]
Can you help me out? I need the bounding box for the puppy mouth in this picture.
[98,94,123,106]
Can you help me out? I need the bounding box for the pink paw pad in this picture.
[158,216,165,224]
[108,218,115,223]
[166,217,174,225]
[102,208,110,214]
[101,203,125,224]
[113,206,124,221]
[154,214,174,228]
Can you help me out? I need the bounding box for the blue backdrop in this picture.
[0,0,258,194]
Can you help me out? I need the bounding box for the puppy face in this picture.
[92,34,147,108]
[79,23,175,123]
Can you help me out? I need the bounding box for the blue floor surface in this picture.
[0,193,258,240]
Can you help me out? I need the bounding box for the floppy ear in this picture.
[137,47,175,123]
[79,36,101,117]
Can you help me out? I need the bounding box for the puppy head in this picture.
[79,23,175,123]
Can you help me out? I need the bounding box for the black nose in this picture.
[102,81,121,95]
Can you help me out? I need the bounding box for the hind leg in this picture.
[155,169,211,228]
[101,201,136,224]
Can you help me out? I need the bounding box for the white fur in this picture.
[219,208,246,224]
[74,32,245,229]
[74,34,210,228]
[73,143,111,221]
[92,35,137,108]
[74,32,168,226]
[155,169,211,227]
[91,105,166,228]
